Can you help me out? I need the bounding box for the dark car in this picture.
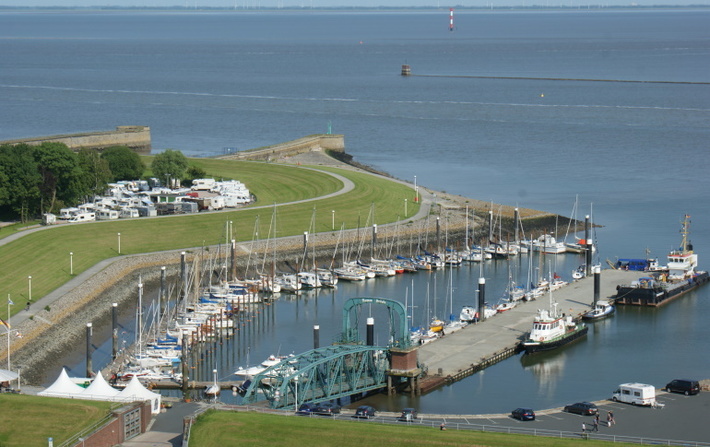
[296,403,319,415]
[398,408,418,422]
[315,402,341,415]
[353,405,377,419]
[564,402,599,416]
[511,408,536,421]
[665,379,700,396]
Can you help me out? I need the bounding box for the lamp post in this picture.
[117,233,121,254]
[414,175,418,203]
[28,276,31,302]
[331,210,335,230]
[69,252,73,276]
[404,198,408,217]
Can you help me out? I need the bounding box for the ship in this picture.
[615,214,709,307]
[520,281,588,354]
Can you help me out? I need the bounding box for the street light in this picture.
[404,199,408,217]
[331,210,335,230]
[117,233,121,254]
[69,252,73,276]
[28,276,31,302]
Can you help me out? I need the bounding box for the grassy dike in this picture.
[189,410,639,447]
[0,159,419,320]
[0,394,115,447]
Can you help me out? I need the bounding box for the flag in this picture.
[0,318,9,330]
[7,298,13,306]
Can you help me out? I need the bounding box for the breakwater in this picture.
[0,125,152,154]
[217,134,345,162]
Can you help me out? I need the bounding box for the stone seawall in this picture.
[0,125,152,154]
[218,134,345,162]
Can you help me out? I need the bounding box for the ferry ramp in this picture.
[417,270,646,385]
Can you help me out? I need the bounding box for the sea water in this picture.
[2,9,709,414]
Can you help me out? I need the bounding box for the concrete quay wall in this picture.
[0,125,152,154]
[218,134,345,162]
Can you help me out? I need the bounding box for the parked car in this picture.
[511,408,535,421]
[664,379,700,396]
[398,408,418,422]
[353,405,377,419]
[296,403,319,415]
[315,402,341,415]
[564,402,598,416]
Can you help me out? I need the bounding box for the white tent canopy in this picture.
[38,368,86,398]
[39,369,163,414]
[81,371,121,401]
[119,375,162,414]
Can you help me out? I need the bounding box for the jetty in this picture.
[415,269,646,392]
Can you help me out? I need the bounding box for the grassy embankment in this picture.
[0,394,114,447]
[0,159,419,320]
[189,410,638,447]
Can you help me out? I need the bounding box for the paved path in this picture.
[417,269,645,378]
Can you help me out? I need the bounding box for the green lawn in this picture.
[0,161,418,319]
[189,410,638,447]
[0,394,114,447]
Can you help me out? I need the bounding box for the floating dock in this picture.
[415,269,646,393]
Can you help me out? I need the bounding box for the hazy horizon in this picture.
[2,1,709,9]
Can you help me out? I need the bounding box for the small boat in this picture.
[496,300,516,313]
[582,300,615,320]
[459,305,478,323]
[429,318,446,333]
[204,369,220,397]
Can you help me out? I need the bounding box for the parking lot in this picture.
[316,390,710,445]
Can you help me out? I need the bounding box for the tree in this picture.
[185,165,208,185]
[0,144,41,222]
[101,145,145,181]
[77,148,112,197]
[31,142,85,214]
[151,150,188,188]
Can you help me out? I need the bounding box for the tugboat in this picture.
[520,277,588,354]
[615,214,709,307]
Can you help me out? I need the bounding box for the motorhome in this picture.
[68,212,96,223]
[191,178,216,191]
[612,383,656,406]
[96,209,120,220]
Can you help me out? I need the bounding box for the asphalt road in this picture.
[317,390,710,445]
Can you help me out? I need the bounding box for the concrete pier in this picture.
[416,269,645,391]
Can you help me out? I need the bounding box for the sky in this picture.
[1,1,707,7]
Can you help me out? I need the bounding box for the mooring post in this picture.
[593,265,601,305]
[112,303,118,360]
[478,277,486,322]
[585,215,592,276]
[86,322,93,378]
[366,318,374,346]
[313,324,320,350]
[372,224,377,257]
[182,334,189,397]
[160,266,166,309]
[180,251,187,300]
[231,239,237,282]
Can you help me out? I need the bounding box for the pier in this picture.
[415,269,645,392]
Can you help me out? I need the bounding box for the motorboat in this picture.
[582,300,615,320]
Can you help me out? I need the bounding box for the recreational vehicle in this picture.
[612,383,656,406]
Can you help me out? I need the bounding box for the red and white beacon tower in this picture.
[449,8,454,31]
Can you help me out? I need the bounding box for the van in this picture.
[612,383,656,406]
[664,379,700,396]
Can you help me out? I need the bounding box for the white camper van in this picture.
[612,383,656,406]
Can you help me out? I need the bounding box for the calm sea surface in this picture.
[1,9,709,414]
